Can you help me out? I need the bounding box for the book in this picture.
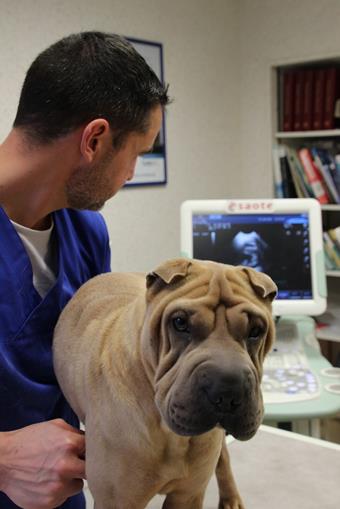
[323,67,340,129]
[302,69,314,130]
[328,227,340,250]
[298,147,330,203]
[313,68,326,130]
[333,154,340,194]
[277,69,284,131]
[272,145,284,197]
[334,97,340,128]
[285,146,314,198]
[286,158,305,197]
[323,231,340,269]
[272,145,297,198]
[311,147,340,203]
[284,147,307,197]
[323,247,336,270]
[282,70,295,131]
[293,69,304,131]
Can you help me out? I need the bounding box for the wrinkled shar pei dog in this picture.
[53,258,277,509]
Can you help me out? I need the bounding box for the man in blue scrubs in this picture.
[0,31,169,509]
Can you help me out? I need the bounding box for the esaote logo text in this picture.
[227,201,274,212]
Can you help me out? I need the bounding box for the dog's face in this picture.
[141,258,277,441]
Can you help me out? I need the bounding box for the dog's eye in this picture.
[248,326,264,341]
[172,316,190,333]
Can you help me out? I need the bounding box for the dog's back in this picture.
[53,272,146,422]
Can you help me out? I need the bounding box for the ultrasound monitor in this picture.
[180,199,327,316]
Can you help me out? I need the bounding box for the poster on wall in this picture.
[125,37,167,187]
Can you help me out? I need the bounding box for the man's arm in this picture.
[0,419,85,509]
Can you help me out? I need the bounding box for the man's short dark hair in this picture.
[13,31,170,146]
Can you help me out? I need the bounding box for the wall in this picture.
[0,0,241,272]
[237,0,340,199]
[5,1,340,272]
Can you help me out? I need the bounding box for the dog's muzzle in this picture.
[166,361,262,440]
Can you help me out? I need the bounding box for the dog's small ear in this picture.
[241,267,277,302]
[146,258,192,289]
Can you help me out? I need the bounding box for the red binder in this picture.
[302,69,314,130]
[298,148,330,203]
[323,67,340,129]
[293,69,304,131]
[313,68,326,130]
[283,70,295,131]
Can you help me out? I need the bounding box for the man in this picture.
[0,31,169,509]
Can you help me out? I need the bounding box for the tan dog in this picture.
[53,258,277,509]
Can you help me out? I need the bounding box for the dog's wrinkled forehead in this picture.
[146,258,277,305]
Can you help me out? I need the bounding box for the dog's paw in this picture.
[218,496,245,509]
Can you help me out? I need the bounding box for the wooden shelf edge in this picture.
[316,330,340,342]
[322,205,340,211]
[326,270,340,278]
[275,130,340,139]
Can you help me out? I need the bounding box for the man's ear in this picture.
[80,119,111,163]
[146,258,192,293]
[240,267,278,302]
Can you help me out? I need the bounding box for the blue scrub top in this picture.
[0,206,111,508]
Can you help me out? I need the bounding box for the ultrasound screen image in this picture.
[193,213,312,300]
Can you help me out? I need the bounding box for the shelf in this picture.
[316,328,340,343]
[326,270,340,278]
[322,205,340,211]
[316,300,340,343]
[275,130,340,139]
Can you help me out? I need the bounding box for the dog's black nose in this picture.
[199,368,251,414]
[204,384,242,413]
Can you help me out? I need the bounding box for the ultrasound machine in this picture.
[180,198,328,405]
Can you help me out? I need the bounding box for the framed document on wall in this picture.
[125,37,167,187]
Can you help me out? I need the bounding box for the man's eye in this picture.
[248,326,264,341]
[172,316,190,333]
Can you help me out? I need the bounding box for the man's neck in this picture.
[9,211,53,231]
[0,129,80,229]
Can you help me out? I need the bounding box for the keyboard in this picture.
[264,351,309,370]
[262,329,320,404]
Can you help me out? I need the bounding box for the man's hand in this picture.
[0,418,86,509]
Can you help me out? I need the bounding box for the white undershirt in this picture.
[11,219,57,298]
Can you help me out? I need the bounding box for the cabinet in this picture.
[272,60,340,362]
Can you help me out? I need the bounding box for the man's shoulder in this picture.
[62,208,107,227]
[56,208,108,240]
[55,208,111,274]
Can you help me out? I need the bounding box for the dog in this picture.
[53,258,277,509]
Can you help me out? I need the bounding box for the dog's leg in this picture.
[86,432,160,509]
[92,492,151,509]
[161,490,205,509]
[89,479,155,509]
[215,439,245,509]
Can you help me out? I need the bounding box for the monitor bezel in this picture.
[180,198,327,316]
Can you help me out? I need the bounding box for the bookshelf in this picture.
[319,203,340,350]
[272,59,340,360]
[276,130,340,139]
